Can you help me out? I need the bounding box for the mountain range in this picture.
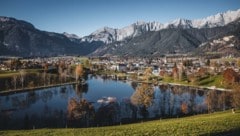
[0,9,240,57]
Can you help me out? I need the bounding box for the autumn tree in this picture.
[188,74,198,85]
[75,64,84,82]
[130,73,138,80]
[197,67,208,78]
[172,65,178,81]
[131,83,154,108]
[144,67,152,81]
[181,102,188,114]
[159,70,166,77]
[222,68,239,86]
[57,61,67,83]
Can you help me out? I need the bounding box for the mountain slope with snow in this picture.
[91,16,240,56]
[1,9,240,57]
[82,9,240,44]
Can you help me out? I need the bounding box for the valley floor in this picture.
[1,110,240,136]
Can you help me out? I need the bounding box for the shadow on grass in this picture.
[199,79,214,86]
[201,128,240,136]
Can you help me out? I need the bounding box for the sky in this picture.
[0,0,240,37]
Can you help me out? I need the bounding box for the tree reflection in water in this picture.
[95,99,120,126]
[0,75,234,130]
[74,84,88,99]
[131,83,154,118]
[41,90,53,103]
[67,98,95,127]
[26,91,39,105]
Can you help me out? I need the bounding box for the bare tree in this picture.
[218,92,226,111]
[46,73,51,85]
[58,66,63,83]
[5,81,10,90]
[12,75,18,90]
[172,65,178,81]
[36,72,41,86]
[19,69,26,89]
[205,90,218,113]
[42,72,46,86]
[63,69,67,83]
[232,84,240,109]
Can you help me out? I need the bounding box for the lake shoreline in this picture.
[1,74,231,95]
[0,81,77,95]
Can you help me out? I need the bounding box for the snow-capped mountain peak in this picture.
[91,26,116,35]
[81,9,240,44]
[0,16,10,22]
[192,9,240,28]
[82,27,117,44]
[134,21,146,25]
[167,18,192,28]
[63,32,80,39]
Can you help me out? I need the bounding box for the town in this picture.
[0,54,239,92]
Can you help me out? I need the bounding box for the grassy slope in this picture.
[1,110,240,136]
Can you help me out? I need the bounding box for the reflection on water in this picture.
[0,75,231,129]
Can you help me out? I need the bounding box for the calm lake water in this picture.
[0,75,213,129]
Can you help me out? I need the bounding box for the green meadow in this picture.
[1,110,239,136]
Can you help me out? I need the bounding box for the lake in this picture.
[0,75,229,130]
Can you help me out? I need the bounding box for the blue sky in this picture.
[0,0,240,36]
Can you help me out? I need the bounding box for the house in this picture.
[110,63,127,72]
[152,65,160,76]
[117,64,127,72]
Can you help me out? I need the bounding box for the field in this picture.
[0,69,41,78]
[1,110,240,136]
[162,75,225,88]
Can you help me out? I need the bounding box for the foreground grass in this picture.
[1,110,240,136]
